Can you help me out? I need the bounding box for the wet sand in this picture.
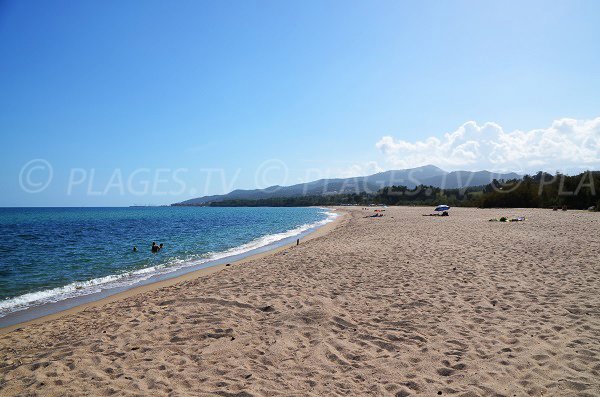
[1,206,599,396]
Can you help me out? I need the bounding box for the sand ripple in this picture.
[1,207,599,396]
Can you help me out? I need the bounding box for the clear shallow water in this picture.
[0,207,335,318]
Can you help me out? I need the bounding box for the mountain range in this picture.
[175,165,521,205]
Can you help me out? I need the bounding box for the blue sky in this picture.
[1,0,599,206]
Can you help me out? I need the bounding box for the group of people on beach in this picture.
[132,242,164,253]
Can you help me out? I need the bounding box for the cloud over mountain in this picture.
[376,117,600,173]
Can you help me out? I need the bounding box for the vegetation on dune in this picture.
[477,171,599,210]
[186,171,599,210]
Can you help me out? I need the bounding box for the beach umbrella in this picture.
[434,205,450,212]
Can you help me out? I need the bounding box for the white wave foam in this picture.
[0,209,338,317]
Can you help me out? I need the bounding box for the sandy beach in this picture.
[1,206,599,396]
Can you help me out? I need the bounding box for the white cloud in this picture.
[376,117,600,173]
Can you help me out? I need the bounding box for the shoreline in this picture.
[1,206,598,396]
[0,209,347,334]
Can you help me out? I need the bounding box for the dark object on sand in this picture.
[297,239,299,245]
[562,205,568,211]
[489,216,525,222]
[260,305,275,313]
[423,211,448,217]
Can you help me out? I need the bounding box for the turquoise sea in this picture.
[0,207,336,321]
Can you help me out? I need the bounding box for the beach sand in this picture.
[1,206,599,396]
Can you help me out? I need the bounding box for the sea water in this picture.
[0,207,336,322]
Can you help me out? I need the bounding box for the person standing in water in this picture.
[151,242,159,253]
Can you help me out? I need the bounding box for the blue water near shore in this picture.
[0,207,336,319]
